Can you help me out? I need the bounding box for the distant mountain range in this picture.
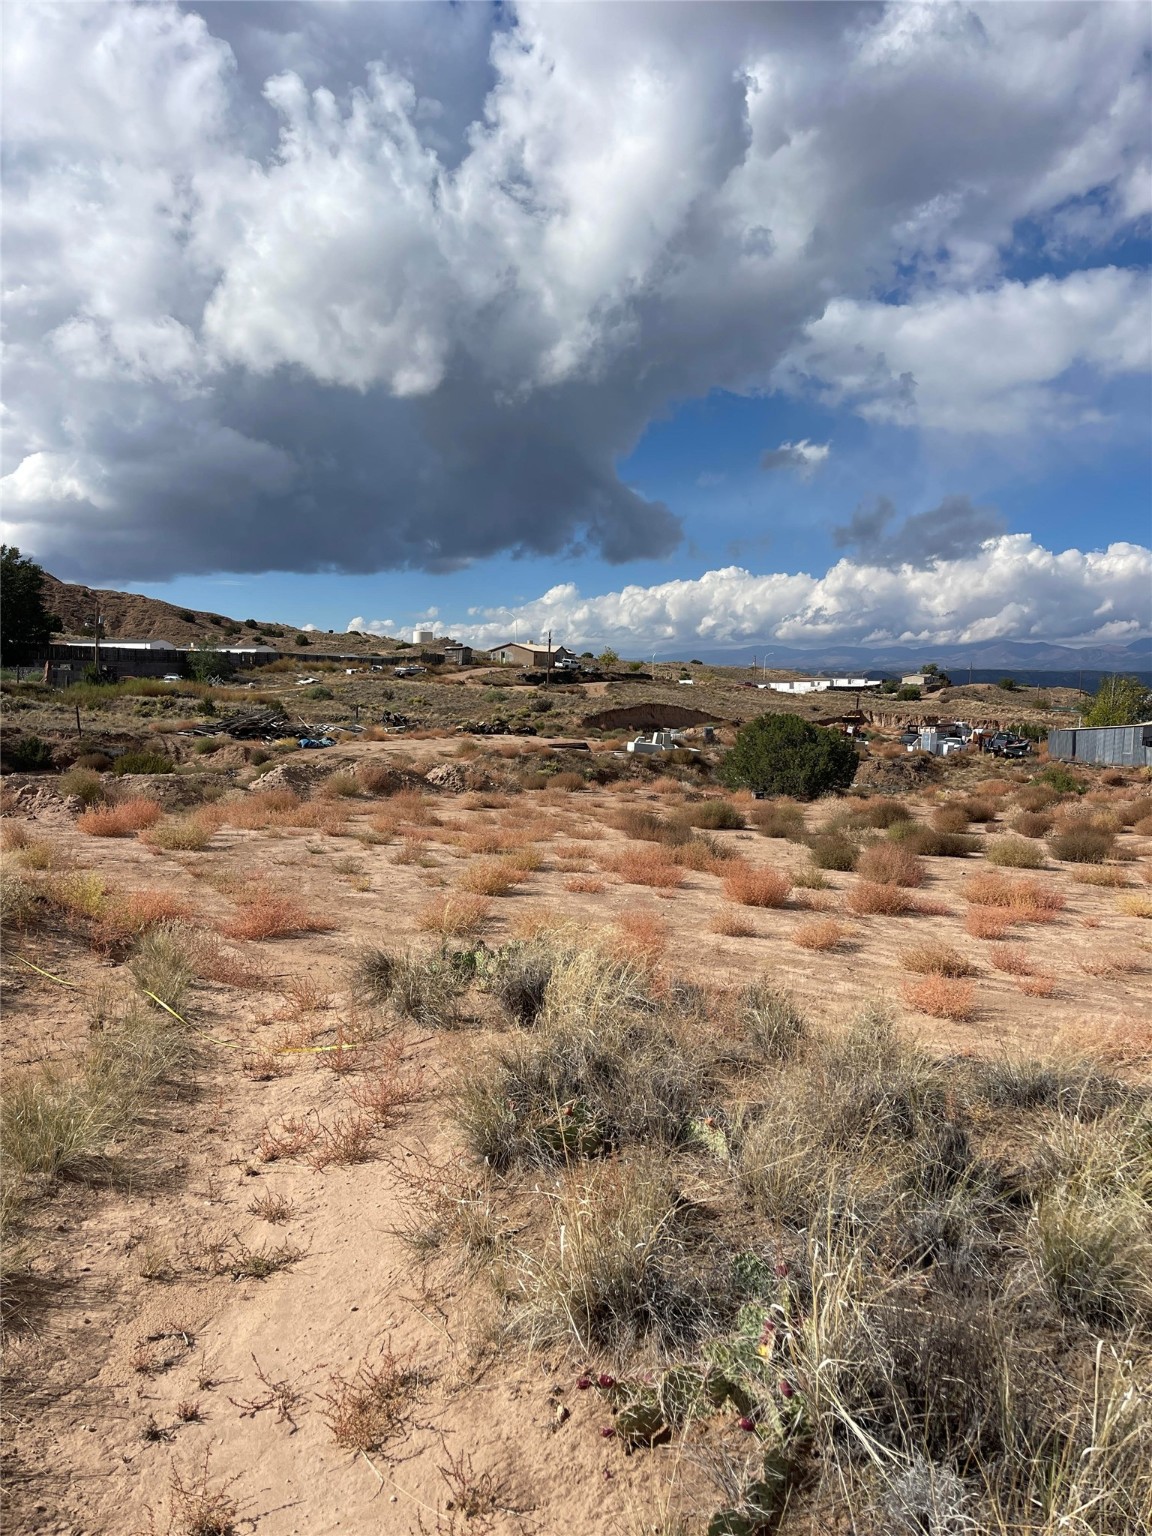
[688,639,1152,674]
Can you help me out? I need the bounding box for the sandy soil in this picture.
[3,744,1150,1535]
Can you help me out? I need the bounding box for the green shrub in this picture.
[5,736,54,771]
[1048,827,1115,864]
[896,685,922,701]
[185,649,234,682]
[304,685,333,700]
[58,768,106,805]
[807,831,859,871]
[890,824,978,858]
[679,799,745,831]
[1039,764,1085,795]
[295,634,312,646]
[111,751,174,775]
[720,715,858,800]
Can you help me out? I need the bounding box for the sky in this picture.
[2,0,1150,656]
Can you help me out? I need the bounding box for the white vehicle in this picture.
[394,665,426,677]
[677,677,695,685]
[162,673,181,682]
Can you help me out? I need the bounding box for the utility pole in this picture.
[92,609,103,679]
[545,628,552,688]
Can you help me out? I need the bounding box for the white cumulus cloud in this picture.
[431,537,1151,652]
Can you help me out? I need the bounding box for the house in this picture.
[488,641,576,668]
[764,676,881,695]
[443,644,473,667]
[901,674,928,689]
[1047,723,1152,768]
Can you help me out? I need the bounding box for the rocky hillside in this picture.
[42,573,399,654]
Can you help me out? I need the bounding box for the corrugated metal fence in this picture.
[1047,723,1152,767]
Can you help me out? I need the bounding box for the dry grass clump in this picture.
[511,1154,707,1354]
[856,843,924,887]
[1010,809,1055,838]
[891,824,979,858]
[141,816,214,852]
[454,945,704,1167]
[899,942,976,977]
[988,944,1034,975]
[1116,795,1152,827]
[1018,975,1056,997]
[957,796,998,823]
[564,874,606,894]
[603,846,686,889]
[964,906,1016,939]
[792,918,847,952]
[722,865,791,908]
[678,798,745,831]
[319,1347,417,1453]
[749,799,807,839]
[842,797,913,829]
[1078,950,1143,979]
[984,835,1045,868]
[76,797,163,837]
[100,889,194,945]
[614,911,668,966]
[610,807,691,846]
[710,909,758,937]
[317,770,359,799]
[416,892,492,938]
[846,880,914,915]
[1048,827,1116,864]
[930,803,973,833]
[457,857,521,896]
[354,761,404,795]
[961,872,1066,920]
[1014,782,1061,812]
[1073,865,1132,887]
[221,890,335,941]
[1116,892,1152,918]
[902,974,977,1020]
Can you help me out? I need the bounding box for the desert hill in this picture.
[42,573,397,654]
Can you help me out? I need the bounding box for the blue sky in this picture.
[3,1,1150,652]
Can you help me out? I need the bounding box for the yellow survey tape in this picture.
[11,956,362,1056]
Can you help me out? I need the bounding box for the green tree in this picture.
[186,648,235,682]
[896,685,922,701]
[719,714,859,800]
[597,647,619,670]
[0,546,61,656]
[998,677,1019,691]
[1082,675,1152,727]
[295,633,312,647]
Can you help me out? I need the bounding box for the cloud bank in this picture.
[413,536,1152,652]
[1,1,1149,579]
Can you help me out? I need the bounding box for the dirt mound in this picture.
[582,703,732,733]
[855,752,939,791]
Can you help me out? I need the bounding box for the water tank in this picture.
[413,629,434,645]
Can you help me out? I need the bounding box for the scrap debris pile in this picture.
[188,708,288,739]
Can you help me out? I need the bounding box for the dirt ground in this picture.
[2,737,1150,1536]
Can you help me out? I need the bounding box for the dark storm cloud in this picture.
[833,494,1005,569]
[2,1,1149,582]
